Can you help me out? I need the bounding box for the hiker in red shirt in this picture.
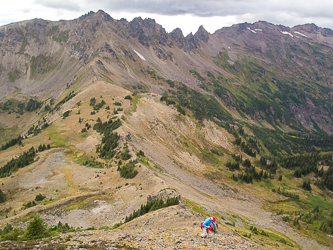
[200,216,217,238]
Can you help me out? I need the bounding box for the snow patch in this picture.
[281,31,293,37]
[247,27,256,33]
[294,31,308,38]
[255,29,262,32]
[133,50,146,61]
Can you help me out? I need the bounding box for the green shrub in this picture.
[80,159,104,168]
[1,100,12,110]
[121,149,131,160]
[176,104,185,115]
[2,229,21,241]
[93,100,105,111]
[62,110,71,118]
[24,215,48,240]
[124,196,179,223]
[94,118,121,159]
[49,221,74,233]
[50,91,76,113]
[226,160,240,171]
[0,189,5,203]
[1,223,13,235]
[272,188,299,199]
[112,222,123,229]
[0,135,23,151]
[282,216,291,222]
[35,194,46,201]
[23,200,36,209]
[25,99,43,112]
[302,180,312,191]
[0,147,36,178]
[137,150,145,157]
[118,161,138,179]
[89,97,96,106]
[37,144,50,152]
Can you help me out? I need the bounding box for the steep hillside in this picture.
[1,10,333,249]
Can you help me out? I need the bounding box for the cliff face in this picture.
[1,10,333,135]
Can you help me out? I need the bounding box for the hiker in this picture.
[200,216,218,238]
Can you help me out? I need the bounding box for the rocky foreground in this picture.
[0,227,261,250]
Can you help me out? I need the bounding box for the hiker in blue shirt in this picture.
[200,216,217,238]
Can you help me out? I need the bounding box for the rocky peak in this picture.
[78,11,96,21]
[295,23,319,33]
[295,23,333,37]
[128,17,143,36]
[128,17,168,47]
[194,25,209,42]
[321,28,333,37]
[96,9,114,22]
[236,23,249,33]
[185,32,198,51]
[169,28,186,49]
[170,28,184,40]
[169,26,210,52]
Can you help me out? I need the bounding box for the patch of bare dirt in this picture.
[75,134,101,154]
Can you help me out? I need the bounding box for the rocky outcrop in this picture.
[147,189,182,203]
[128,17,169,47]
[286,99,333,134]
[170,28,187,49]
[194,25,210,43]
[169,26,210,51]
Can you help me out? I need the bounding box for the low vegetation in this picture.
[50,91,76,113]
[0,147,36,178]
[117,160,138,179]
[113,196,179,228]
[78,158,105,168]
[0,215,79,241]
[0,144,50,178]
[94,118,122,159]
[0,136,23,151]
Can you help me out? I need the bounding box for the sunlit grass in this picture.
[182,197,208,217]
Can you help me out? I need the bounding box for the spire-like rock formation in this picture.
[194,25,210,43]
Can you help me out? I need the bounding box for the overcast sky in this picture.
[1,0,332,35]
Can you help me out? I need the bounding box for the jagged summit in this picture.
[194,25,210,42]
